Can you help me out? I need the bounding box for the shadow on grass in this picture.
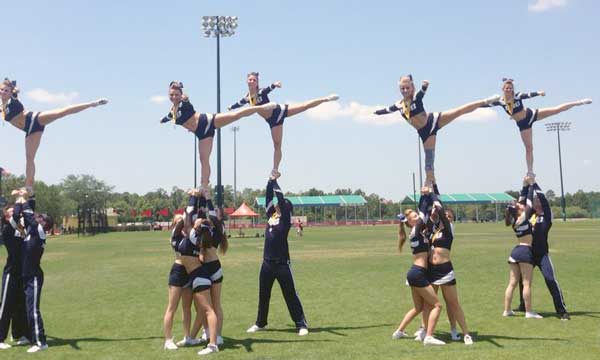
[451,331,568,348]
[220,336,333,353]
[262,323,395,336]
[47,335,163,350]
[538,311,600,319]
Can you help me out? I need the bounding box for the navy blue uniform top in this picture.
[228,84,277,110]
[431,207,453,251]
[481,92,540,116]
[513,185,535,238]
[263,179,291,262]
[171,229,185,254]
[13,197,46,277]
[410,192,436,255]
[160,100,196,125]
[531,183,552,256]
[1,216,24,273]
[374,83,428,121]
[1,97,24,122]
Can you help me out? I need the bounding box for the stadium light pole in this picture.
[545,122,571,222]
[412,172,417,209]
[202,15,238,208]
[231,126,240,207]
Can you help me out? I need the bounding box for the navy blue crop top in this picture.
[228,84,277,110]
[161,100,196,125]
[1,97,25,122]
[171,230,185,254]
[513,185,534,238]
[375,83,428,121]
[481,92,540,116]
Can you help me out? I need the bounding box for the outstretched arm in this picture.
[415,80,429,101]
[517,91,544,100]
[259,82,281,96]
[184,190,200,235]
[265,179,276,218]
[227,96,249,110]
[374,103,400,115]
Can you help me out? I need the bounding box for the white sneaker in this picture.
[525,311,543,319]
[176,336,201,347]
[15,337,30,346]
[95,98,109,106]
[198,344,219,355]
[464,334,474,345]
[0,342,12,350]
[26,344,48,353]
[298,328,309,336]
[450,328,461,341]
[164,339,178,350]
[392,329,409,339]
[423,336,446,346]
[326,94,339,101]
[579,98,592,105]
[503,310,515,317]
[217,336,224,345]
[484,94,501,105]
[413,326,425,338]
[200,329,208,342]
[246,324,265,333]
[414,328,426,342]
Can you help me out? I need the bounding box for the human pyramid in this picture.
[0,74,592,354]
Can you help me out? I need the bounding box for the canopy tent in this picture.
[401,192,516,222]
[229,202,259,217]
[255,195,368,222]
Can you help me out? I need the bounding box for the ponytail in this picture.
[398,222,406,252]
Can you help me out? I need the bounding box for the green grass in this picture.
[1,221,599,359]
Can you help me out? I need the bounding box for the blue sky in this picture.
[2,0,599,201]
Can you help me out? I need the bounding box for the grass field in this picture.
[1,221,599,359]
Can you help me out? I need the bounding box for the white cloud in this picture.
[528,0,567,12]
[303,101,498,125]
[26,88,79,105]
[455,108,500,122]
[583,159,591,166]
[149,95,168,104]
[304,101,404,126]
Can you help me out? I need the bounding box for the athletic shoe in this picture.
[217,336,224,345]
[525,312,543,319]
[95,98,109,106]
[200,329,208,342]
[414,330,426,342]
[413,326,425,338]
[326,94,339,101]
[579,98,592,105]
[15,337,30,346]
[423,336,446,346]
[392,329,409,339]
[450,328,461,341]
[484,94,501,105]
[270,169,281,180]
[0,343,12,350]
[464,334,474,345]
[26,344,48,353]
[298,328,309,336]
[246,324,265,333]
[502,310,516,317]
[560,312,571,321]
[176,336,201,347]
[164,339,178,350]
[198,344,219,355]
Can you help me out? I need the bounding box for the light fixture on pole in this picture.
[545,121,571,222]
[201,15,238,208]
[231,126,240,207]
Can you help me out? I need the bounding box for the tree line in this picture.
[1,174,598,225]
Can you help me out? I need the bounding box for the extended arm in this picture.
[227,96,249,110]
[374,103,400,115]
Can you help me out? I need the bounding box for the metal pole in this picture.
[215,20,223,209]
[379,200,382,220]
[232,127,238,207]
[412,172,417,209]
[417,135,423,187]
[557,128,566,221]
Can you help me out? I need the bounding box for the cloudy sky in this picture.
[2,0,598,200]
